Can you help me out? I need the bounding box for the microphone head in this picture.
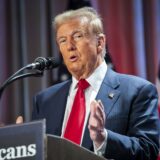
[46,57,60,69]
[34,57,61,70]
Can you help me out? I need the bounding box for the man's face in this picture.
[56,19,105,80]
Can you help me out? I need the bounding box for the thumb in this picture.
[16,116,23,124]
[90,100,97,117]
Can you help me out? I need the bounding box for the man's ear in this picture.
[97,34,106,53]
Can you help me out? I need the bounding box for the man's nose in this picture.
[67,38,76,51]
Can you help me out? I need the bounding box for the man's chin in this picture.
[68,64,81,72]
[68,67,84,77]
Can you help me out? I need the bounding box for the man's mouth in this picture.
[69,55,78,62]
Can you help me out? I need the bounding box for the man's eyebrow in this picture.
[56,35,66,41]
[57,29,84,40]
[72,30,82,34]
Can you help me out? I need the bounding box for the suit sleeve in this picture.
[32,95,37,119]
[104,83,159,160]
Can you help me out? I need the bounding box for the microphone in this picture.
[27,57,60,71]
[0,57,61,99]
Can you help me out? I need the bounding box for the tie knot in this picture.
[78,79,90,90]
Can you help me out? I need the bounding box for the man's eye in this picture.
[73,33,83,41]
[59,38,66,44]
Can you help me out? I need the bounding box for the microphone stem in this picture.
[0,65,43,100]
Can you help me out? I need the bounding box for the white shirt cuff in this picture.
[93,129,108,156]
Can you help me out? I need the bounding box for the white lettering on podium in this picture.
[28,144,36,156]
[0,144,36,159]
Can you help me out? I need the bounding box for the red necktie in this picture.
[63,79,90,145]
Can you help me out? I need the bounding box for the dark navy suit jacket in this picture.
[32,68,159,160]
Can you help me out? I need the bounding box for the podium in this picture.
[0,120,106,160]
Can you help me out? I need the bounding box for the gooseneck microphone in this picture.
[0,57,61,99]
[26,57,60,71]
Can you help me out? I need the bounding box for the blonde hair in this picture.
[53,7,104,35]
[53,7,106,58]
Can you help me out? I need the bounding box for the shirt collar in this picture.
[86,61,107,92]
[71,61,107,91]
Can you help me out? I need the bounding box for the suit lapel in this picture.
[49,80,72,136]
[96,69,120,118]
[82,68,120,149]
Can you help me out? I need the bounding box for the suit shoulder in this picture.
[109,69,157,92]
[115,71,153,86]
[35,80,71,98]
[108,69,158,102]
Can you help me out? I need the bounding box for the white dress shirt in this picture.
[61,61,108,155]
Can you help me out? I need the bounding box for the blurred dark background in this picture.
[0,0,160,124]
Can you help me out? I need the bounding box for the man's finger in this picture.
[97,100,105,119]
[16,116,23,124]
[88,123,104,132]
[90,100,105,125]
[90,100,97,116]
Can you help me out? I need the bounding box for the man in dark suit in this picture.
[32,7,159,160]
